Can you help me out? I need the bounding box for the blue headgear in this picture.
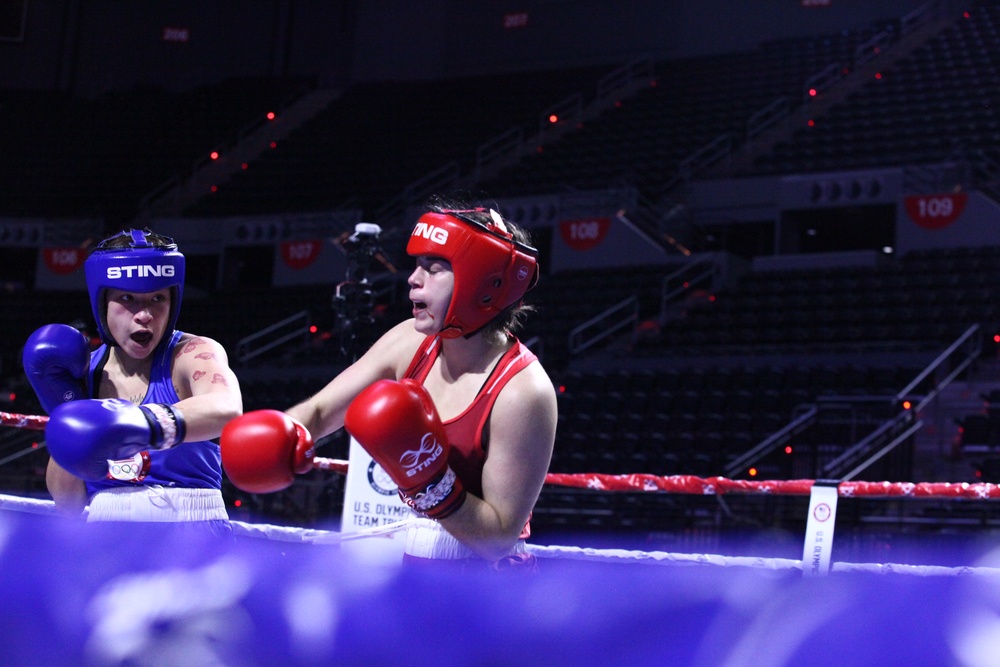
[84,229,186,346]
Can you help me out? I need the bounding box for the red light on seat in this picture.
[210,151,219,160]
[548,114,558,124]
[266,111,276,120]
[808,88,817,97]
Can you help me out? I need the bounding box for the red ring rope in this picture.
[6,415,993,500]
[310,456,1000,500]
[0,411,48,431]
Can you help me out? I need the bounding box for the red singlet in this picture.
[403,334,538,537]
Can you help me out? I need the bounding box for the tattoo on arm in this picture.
[181,338,207,355]
[183,339,231,389]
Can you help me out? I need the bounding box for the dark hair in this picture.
[97,228,177,250]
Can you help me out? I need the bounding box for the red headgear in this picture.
[406,209,539,338]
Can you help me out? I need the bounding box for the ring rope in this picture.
[2,408,993,500]
[1,492,999,577]
[540,472,1000,500]
[0,411,48,431]
[310,456,1000,501]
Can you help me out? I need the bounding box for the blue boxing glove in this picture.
[23,324,90,414]
[46,399,187,482]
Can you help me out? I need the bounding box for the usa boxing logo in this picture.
[399,432,444,477]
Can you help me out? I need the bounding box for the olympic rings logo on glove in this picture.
[107,451,151,483]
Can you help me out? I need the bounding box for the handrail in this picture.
[0,429,43,468]
[901,0,949,36]
[136,81,317,213]
[972,150,1000,203]
[374,161,461,223]
[474,126,524,178]
[660,255,716,314]
[538,93,583,142]
[746,97,789,142]
[236,310,311,364]
[823,324,982,478]
[899,324,982,411]
[854,29,894,68]
[724,406,819,478]
[726,325,983,480]
[821,408,914,479]
[838,419,924,481]
[568,297,639,355]
[596,58,654,101]
[677,133,733,180]
[802,62,844,102]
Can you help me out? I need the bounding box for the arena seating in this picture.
[181,66,618,218]
[175,13,904,221]
[0,76,312,223]
[755,1,1000,175]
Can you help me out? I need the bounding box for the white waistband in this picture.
[87,486,229,523]
[403,516,526,561]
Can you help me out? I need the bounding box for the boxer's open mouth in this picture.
[131,332,153,345]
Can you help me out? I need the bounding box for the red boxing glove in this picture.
[220,410,314,494]
[345,379,466,520]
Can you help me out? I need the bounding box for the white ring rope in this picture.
[3,492,999,577]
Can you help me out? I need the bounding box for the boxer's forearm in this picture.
[45,458,87,518]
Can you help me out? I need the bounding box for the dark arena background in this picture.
[4,0,1000,664]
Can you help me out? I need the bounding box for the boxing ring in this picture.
[3,410,1000,666]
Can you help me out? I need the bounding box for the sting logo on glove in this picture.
[345,379,467,519]
[400,433,444,478]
